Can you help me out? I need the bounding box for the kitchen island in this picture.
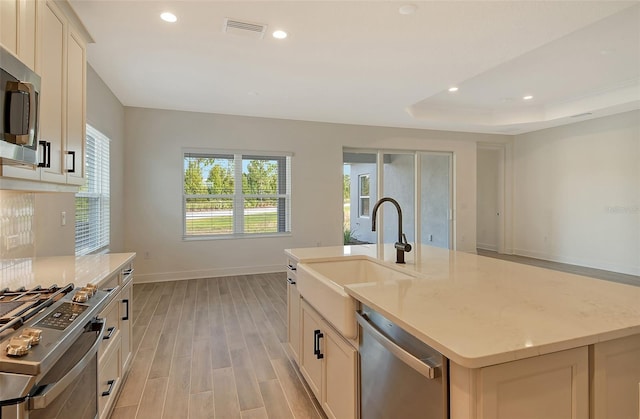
[285,244,640,419]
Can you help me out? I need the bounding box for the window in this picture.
[359,174,370,217]
[183,150,292,238]
[76,125,110,255]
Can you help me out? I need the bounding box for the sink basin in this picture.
[296,258,414,339]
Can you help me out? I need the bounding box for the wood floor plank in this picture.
[162,356,191,419]
[240,407,269,419]
[115,347,155,408]
[236,276,287,361]
[245,331,277,382]
[219,278,246,352]
[190,336,213,394]
[213,367,241,419]
[230,347,264,411]
[109,405,138,419]
[272,357,324,419]
[259,379,295,419]
[189,391,214,419]
[135,376,168,418]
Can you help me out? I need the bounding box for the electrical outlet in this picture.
[4,235,19,251]
[60,211,66,226]
[428,234,433,242]
[144,251,151,260]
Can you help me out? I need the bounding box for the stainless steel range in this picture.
[0,282,113,419]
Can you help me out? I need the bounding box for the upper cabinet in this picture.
[0,0,39,71]
[0,0,90,190]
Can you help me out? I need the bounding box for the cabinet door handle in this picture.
[314,329,324,359]
[66,150,75,173]
[122,299,129,321]
[287,264,296,271]
[101,379,116,397]
[317,332,324,359]
[103,326,116,340]
[287,277,296,285]
[38,141,51,168]
[313,329,320,356]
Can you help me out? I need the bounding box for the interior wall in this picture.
[513,110,639,275]
[383,153,415,244]
[477,148,500,251]
[33,193,75,256]
[86,65,126,252]
[125,107,502,282]
[421,153,450,249]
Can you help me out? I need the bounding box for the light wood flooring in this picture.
[477,249,640,286]
[110,273,325,419]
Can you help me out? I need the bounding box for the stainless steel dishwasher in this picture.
[357,305,449,419]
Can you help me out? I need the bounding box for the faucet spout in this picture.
[371,197,412,264]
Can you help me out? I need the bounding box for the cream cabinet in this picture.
[286,259,301,363]
[1,0,86,188]
[299,299,358,419]
[592,334,640,419]
[0,0,39,71]
[97,262,134,419]
[450,346,589,419]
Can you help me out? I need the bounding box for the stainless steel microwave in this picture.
[1,46,41,166]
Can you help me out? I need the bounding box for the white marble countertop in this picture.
[286,244,640,368]
[0,253,136,291]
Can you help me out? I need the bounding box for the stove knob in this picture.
[73,290,89,303]
[21,328,42,345]
[6,336,32,357]
[85,284,98,296]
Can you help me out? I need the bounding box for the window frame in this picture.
[358,173,370,218]
[182,149,292,240]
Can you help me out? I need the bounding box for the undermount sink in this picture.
[296,258,414,339]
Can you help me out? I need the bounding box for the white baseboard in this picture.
[477,243,498,252]
[134,264,286,283]
[512,248,640,277]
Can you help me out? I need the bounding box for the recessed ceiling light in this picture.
[160,12,177,23]
[399,4,418,15]
[448,87,459,92]
[272,30,288,39]
[523,95,533,100]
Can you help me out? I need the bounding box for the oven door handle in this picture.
[28,318,106,410]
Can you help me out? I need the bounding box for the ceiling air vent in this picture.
[224,18,267,39]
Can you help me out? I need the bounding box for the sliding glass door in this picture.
[343,149,452,249]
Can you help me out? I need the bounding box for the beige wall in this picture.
[87,65,126,252]
[124,107,504,282]
[512,110,639,275]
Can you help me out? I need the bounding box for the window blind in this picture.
[75,125,110,255]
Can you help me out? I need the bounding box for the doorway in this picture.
[477,146,505,253]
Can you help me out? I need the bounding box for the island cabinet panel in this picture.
[286,260,301,363]
[300,300,323,399]
[323,326,358,419]
[299,299,358,419]
[592,334,640,419]
[450,347,589,419]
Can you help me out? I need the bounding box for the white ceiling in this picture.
[70,1,640,135]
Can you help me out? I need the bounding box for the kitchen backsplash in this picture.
[0,190,36,265]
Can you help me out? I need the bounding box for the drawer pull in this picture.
[101,379,116,397]
[103,326,115,340]
[287,277,296,285]
[287,264,296,271]
[122,299,130,321]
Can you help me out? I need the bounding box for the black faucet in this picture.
[371,197,412,264]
